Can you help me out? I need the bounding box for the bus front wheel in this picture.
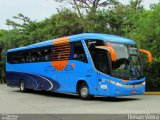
[19,80,27,93]
[78,83,93,100]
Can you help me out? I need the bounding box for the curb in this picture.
[144,92,160,95]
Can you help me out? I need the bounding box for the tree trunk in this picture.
[73,0,83,18]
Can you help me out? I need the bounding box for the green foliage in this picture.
[51,9,84,36]
[124,3,160,91]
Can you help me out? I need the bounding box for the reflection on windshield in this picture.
[108,42,143,79]
[110,43,129,71]
[129,47,142,77]
[85,40,143,79]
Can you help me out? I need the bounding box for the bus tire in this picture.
[19,80,27,93]
[78,83,93,100]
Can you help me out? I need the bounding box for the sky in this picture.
[0,0,159,30]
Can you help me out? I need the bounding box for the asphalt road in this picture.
[0,84,160,115]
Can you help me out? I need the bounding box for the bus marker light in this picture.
[101,85,107,89]
[122,80,127,82]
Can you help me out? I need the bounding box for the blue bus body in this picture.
[6,33,146,97]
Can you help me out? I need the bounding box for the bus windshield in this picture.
[85,40,143,80]
[110,42,143,79]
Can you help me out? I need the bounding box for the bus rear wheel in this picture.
[78,83,93,100]
[19,80,27,93]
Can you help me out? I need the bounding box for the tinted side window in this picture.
[7,41,88,64]
[7,46,52,64]
[50,42,70,61]
[7,52,17,64]
[85,39,110,74]
[7,51,23,64]
[70,41,88,63]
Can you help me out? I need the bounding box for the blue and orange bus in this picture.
[6,33,152,100]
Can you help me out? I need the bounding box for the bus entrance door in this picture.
[95,50,111,96]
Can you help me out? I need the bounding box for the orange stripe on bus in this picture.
[51,37,70,71]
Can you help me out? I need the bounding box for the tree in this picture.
[5,13,54,46]
[50,9,84,36]
[55,0,119,17]
[0,30,6,83]
[124,3,160,91]
[130,0,143,10]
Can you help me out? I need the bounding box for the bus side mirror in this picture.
[95,46,116,61]
[139,49,152,63]
[107,47,116,62]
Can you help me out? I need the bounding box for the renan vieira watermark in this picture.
[128,114,160,120]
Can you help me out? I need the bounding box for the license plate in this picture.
[131,90,137,94]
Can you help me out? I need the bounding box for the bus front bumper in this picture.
[109,81,145,96]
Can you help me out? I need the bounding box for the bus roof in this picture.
[8,33,136,52]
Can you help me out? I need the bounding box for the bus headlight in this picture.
[142,82,145,85]
[107,80,145,88]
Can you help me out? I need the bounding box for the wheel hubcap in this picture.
[20,82,24,91]
[81,87,88,97]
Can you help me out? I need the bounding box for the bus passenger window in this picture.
[70,41,88,63]
[74,53,78,59]
[50,43,70,61]
[50,48,55,60]
[35,51,40,61]
[43,49,50,61]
